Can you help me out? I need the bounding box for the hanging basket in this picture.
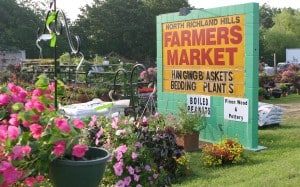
[49,147,110,187]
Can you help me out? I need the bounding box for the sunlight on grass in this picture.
[173,94,300,187]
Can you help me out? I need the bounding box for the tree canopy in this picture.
[1,0,300,64]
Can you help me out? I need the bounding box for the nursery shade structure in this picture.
[36,0,84,109]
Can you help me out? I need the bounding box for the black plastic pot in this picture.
[272,89,282,98]
[49,147,110,187]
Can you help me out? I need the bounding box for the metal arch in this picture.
[109,68,128,101]
[129,64,148,119]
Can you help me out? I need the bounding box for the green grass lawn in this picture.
[173,94,300,187]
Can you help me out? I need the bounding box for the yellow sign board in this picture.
[162,15,245,97]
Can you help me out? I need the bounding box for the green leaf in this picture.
[35,74,49,90]
[0,109,8,120]
[11,102,24,112]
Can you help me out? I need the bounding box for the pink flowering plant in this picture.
[90,112,188,186]
[0,74,91,186]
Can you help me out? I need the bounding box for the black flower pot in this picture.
[49,147,110,187]
[272,89,282,98]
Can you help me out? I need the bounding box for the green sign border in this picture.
[156,3,261,150]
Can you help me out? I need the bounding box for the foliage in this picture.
[0,74,93,186]
[176,104,206,135]
[85,113,189,186]
[258,87,267,96]
[279,84,288,92]
[171,97,300,187]
[73,0,189,61]
[201,138,245,167]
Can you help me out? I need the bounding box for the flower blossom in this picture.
[7,126,19,140]
[29,124,43,139]
[55,118,71,133]
[72,144,88,158]
[0,161,23,185]
[113,161,124,176]
[112,116,119,129]
[24,176,36,186]
[131,152,138,160]
[0,93,10,106]
[52,141,66,156]
[73,118,84,129]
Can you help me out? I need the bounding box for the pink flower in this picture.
[22,120,31,127]
[33,100,46,112]
[116,179,125,187]
[24,177,36,187]
[13,146,24,160]
[134,174,140,182]
[95,127,104,145]
[153,173,158,179]
[8,114,20,126]
[123,176,131,186]
[22,145,31,155]
[73,119,84,129]
[52,141,66,156]
[135,142,142,148]
[0,93,10,106]
[113,161,124,176]
[32,89,43,97]
[25,99,45,112]
[131,152,138,160]
[7,126,19,140]
[126,166,135,175]
[145,165,151,171]
[116,145,127,154]
[0,161,23,185]
[29,124,43,139]
[55,118,71,133]
[72,144,88,158]
[112,116,119,129]
[142,116,147,123]
[36,175,44,182]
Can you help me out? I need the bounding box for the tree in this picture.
[262,8,300,62]
[0,0,42,58]
[73,0,189,63]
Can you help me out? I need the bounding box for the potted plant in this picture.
[0,74,110,186]
[272,88,282,98]
[175,104,206,152]
[86,113,189,186]
[258,87,267,101]
[201,138,245,166]
[280,84,288,96]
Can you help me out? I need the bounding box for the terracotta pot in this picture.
[176,132,199,152]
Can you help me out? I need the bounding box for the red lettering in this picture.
[226,48,238,65]
[201,48,213,65]
[179,50,189,65]
[170,31,180,47]
[192,29,206,45]
[167,50,178,65]
[181,30,191,46]
[230,25,242,44]
[164,32,172,47]
[206,28,216,45]
[217,27,229,44]
[214,48,225,65]
[190,49,200,65]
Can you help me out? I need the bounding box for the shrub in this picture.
[201,138,245,166]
